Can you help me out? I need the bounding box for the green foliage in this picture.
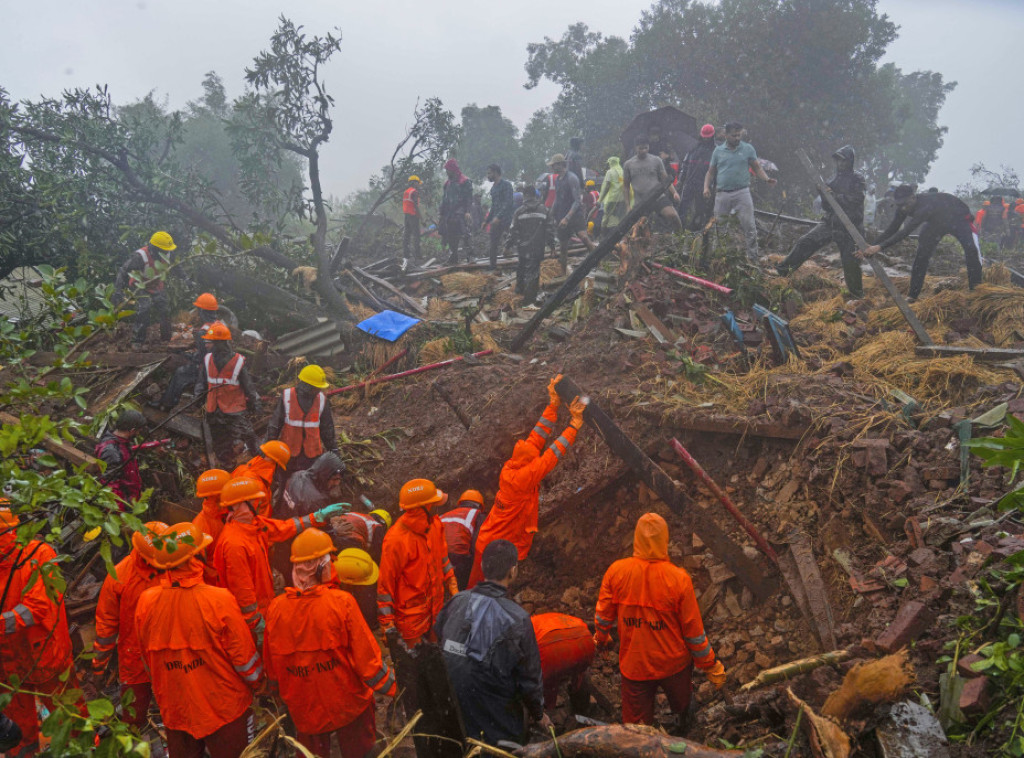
[455,104,521,181]
[965,414,1024,511]
[523,0,953,208]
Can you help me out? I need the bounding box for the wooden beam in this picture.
[0,411,99,471]
[511,177,674,352]
[795,149,934,346]
[555,376,778,601]
[353,267,427,315]
[915,345,1024,361]
[632,303,676,344]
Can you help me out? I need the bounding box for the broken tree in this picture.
[554,376,777,601]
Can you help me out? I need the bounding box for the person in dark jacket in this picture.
[677,125,717,230]
[485,165,515,269]
[192,323,261,468]
[505,187,556,305]
[776,146,867,298]
[549,153,596,274]
[860,185,984,301]
[436,539,550,745]
[274,452,347,578]
[95,409,147,510]
[113,231,181,350]
[440,159,475,264]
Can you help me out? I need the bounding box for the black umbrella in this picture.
[980,187,1020,196]
[620,106,699,159]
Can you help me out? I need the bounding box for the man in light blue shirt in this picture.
[703,122,776,262]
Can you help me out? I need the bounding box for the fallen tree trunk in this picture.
[516,724,743,758]
[193,263,325,326]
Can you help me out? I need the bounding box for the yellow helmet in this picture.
[149,231,177,251]
[408,175,421,183]
[370,509,392,529]
[297,364,329,389]
[334,548,379,585]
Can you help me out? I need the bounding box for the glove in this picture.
[547,374,563,406]
[706,660,727,689]
[314,503,351,523]
[593,630,612,650]
[569,396,587,429]
[447,577,459,597]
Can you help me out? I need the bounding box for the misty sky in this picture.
[3,0,1021,199]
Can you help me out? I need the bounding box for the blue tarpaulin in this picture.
[356,309,421,342]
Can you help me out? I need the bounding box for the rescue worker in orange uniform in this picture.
[440,489,485,590]
[403,175,422,260]
[212,476,345,645]
[0,505,80,754]
[135,522,264,758]
[92,521,168,728]
[532,613,597,715]
[594,513,726,728]
[232,440,291,517]
[192,469,230,584]
[264,530,396,758]
[377,478,457,647]
[334,509,391,563]
[265,364,339,477]
[468,376,586,588]
[194,322,261,468]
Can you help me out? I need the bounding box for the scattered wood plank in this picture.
[0,411,99,471]
[555,377,777,601]
[517,724,745,758]
[632,303,676,344]
[354,267,427,315]
[788,533,838,651]
[915,345,1024,361]
[795,149,934,346]
[90,359,167,420]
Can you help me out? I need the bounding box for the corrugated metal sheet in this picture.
[0,266,56,323]
[275,318,346,359]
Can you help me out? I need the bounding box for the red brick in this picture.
[957,654,986,678]
[959,676,991,714]
[919,576,939,592]
[875,600,936,653]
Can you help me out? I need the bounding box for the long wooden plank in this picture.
[511,177,674,352]
[657,411,809,441]
[354,267,427,315]
[633,303,677,344]
[788,534,838,651]
[555,376,777,601]
[916,345,1024,361]
[0,411,99,470]
[795,149,934,346]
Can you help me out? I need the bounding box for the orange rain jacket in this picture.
[135,559,263,739]
[93,550,163,684]
[0,537,74,684]
[193,496,226,585]
[264,584,396,735]
[213,513,323,629]
[231,456,276,517]
[532,613,596,681]
[595,513,717,681]
[377,507,455,643]
[469,400,577,586]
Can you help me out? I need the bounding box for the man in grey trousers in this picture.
[703,122,776,262]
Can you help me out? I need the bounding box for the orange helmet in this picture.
[147,522,213,569]
[202,322,231,341]
[193,293,219,311]
[458,489,485,507]
[260,440,292,469]
[398,478,447,511]
[290,528,336,563]
[218,476,266,507]
[196,469,231,498]
[131,521,169,560]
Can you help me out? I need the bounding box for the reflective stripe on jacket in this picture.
[440,507,482,557]
[135,561,262,739]
[204,353,247,414]
[129,246,166,293]
[264,584,394,735]
[94,551,162,684]
[403,187,419,216]
[280,387,325,459]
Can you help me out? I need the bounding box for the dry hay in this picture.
[426,297,455,321]
[470,321,507,353]
[418,337,454,365]
[291,265,318,290]
[494,289,522,309]
[985,261,1012,285]
[347,299,378,323]
[440,272,492,296]
[869,284,1024,346]
[822,650,914,722]
[539,259,564,286]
